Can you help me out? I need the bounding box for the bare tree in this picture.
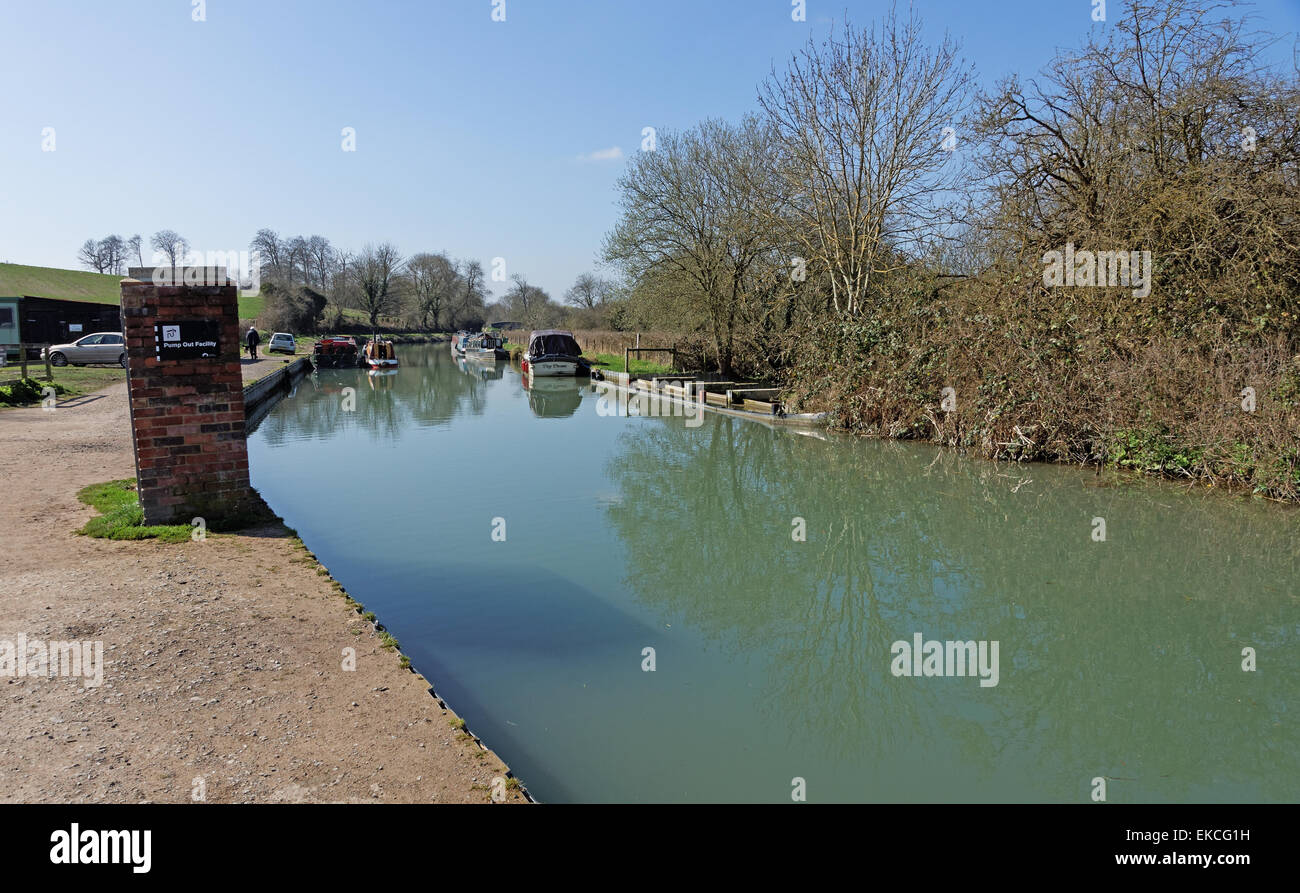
[99,235,127,275]
[323,248,356,329]
[150,230,190,270]
[501,273,561,328]
[127,234,144,267]
[758,5,975,315]
[448,259,487,329]
[307,235,335,289]
[77,239,106,273]
[407,252,460,331]
[286,236,310,284]
[354,243,406,328]
[604,117,785,374]
[565,273,614,309]
[251,228,285,281]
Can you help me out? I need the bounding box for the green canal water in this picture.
[248,345,1299,802]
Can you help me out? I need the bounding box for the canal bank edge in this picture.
[273,528,535,804]
[590,368,829,427]
[242,358,535,803]
[243,357,311,428]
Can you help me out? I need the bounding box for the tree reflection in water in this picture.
[602,414,1300,801]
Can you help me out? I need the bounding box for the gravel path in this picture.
[0,384,522,803]
[240,352,301,383]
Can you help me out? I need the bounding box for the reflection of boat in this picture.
[520,330,589,377]
[522,372,585,417]
[362,338,399,369]
[366,368,396,390]
[464,353,505,380]
[313,335,359,368]
[310,367,358,394]
[464,331,508,359]
[455,351,504,380]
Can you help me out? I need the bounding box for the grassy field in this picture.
[237,293,264,319]
[0,365,126,408]
[0,263,121,304]
[1,262,264,319]
[41,364,126,394]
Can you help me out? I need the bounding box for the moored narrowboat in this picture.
[464,331,508,359]
[313,335,359,369]
[362,337,399,369]
[520,330,588,377]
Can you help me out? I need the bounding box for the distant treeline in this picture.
[77,228,629,336]
[602,0,1300,499]
[246,230,627,334]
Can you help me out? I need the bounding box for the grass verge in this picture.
[76,479,278,542]
[586,352,675,375]
[76,480,194,543]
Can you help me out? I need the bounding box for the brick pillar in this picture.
[121,267,253,526]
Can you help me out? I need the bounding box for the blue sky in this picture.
[2,0,1298,302]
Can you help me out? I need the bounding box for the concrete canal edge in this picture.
[243,356,312,427]
[278,533,537,804]
[241,355,536,802]
[591,369,829,428]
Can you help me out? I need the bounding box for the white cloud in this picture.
[576,146,624,163]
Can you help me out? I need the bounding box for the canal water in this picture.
[248,344,1299,802]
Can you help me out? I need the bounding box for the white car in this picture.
[268,332,296,354]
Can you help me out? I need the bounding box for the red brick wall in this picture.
[120,272,253,526]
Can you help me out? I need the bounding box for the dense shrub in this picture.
[260,281,326,334]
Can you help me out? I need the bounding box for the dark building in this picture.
[16,296,122,354]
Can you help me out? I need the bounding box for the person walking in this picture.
[246,325,261,360]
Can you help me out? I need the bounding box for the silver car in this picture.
[45,332,128,368]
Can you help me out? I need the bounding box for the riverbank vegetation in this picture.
[601,0,1300,499]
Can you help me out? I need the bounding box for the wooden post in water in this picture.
[625,346,630,376]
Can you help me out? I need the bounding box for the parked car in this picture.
[44,332,127,368]
[268,332,296,354]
